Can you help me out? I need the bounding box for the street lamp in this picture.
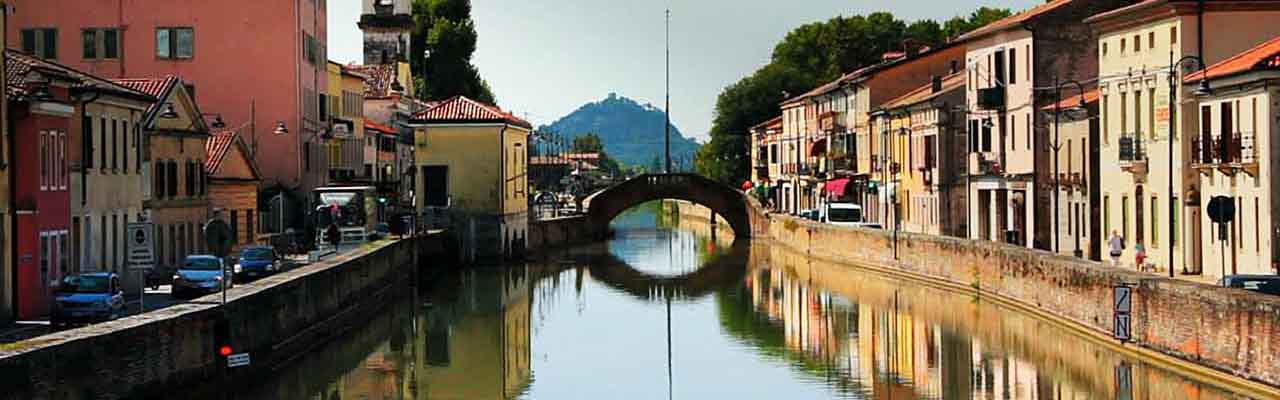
[1168,54,1212,278]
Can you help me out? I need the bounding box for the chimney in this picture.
[931,75,943,94]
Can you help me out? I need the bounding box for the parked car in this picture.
[235,246,281,281]
[798,209,821,221]
[370,222,392,240]
[173,255,233,298]
[51,273,126,326]
[1218,275,1280,296]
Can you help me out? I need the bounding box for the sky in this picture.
[329,0,1041,142]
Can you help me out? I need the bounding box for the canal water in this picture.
[207,204,1260,399]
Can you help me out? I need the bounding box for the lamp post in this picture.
[1168,54,1213,277]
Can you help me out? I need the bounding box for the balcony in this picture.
[818,111,847,133]
[971,152,1002,176]
[1118,133,1147,175]
[1192,132,1259,176]
[977,87,1006,110]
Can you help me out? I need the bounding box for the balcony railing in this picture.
[975,152,1001,175]
[977,87,1006,110]
[1193,132,1259,175]
[1118,133,1146,162]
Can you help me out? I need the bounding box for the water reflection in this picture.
[204,206,1259,400]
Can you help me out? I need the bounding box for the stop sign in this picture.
[1207,196,1235,224]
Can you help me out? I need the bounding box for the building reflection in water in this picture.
[734,249,1250,400]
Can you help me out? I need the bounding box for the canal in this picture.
[195,204,1260,399]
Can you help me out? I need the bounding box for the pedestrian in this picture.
[1108,231,1124,266]
[1135,241,1147,271]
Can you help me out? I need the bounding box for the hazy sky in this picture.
[329,0,1040,142]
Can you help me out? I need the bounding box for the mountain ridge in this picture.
[539,93,700,169]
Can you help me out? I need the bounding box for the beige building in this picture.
[1087,0,1280,274]
[960,0,1125,250]
[1045,90,1100,260]
[749,116,782,208]
[1184,35,1280,277]
[412,96,530,260]
[326,61,368,183]
[114,76,211,268]
[72,82,152,292]
[876,73,968,237]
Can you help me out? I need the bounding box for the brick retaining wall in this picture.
[767,214,1280,389]
[0,236,441,400]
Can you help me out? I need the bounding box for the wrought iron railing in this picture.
[1118,133,1145,162]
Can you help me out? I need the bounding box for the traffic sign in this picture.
[1207,196,1235,224]
[127,222,155,270]
[204,218,234,258]
[1114,313,1132,341]
[227,353,251,368]
[1113,286,1131,313]
[1113,285,1133,342]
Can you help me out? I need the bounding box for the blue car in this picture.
[235,246,281,281]
[173,255,233,298]
[51,273,126,326]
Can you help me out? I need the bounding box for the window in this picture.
[1122,195,1130,239]
[993,50,1006,86]
[1025,113,1031,150]
[1102,42,1108,57]
[1120,93,1128,134]
[1010,114,1016,150]
[1149,89,1156,139]
[246,211,254,243]
[1103,195,1110,239]
[1133,34,1141,53]
[1121,38,1126,54]
[1134,91,1143,137]
[40,131,49,190]
[112,119,119,171]
[82,28,119,60]
[185,161,194,196]
[304,143,312,171]
[1102,95,1109,143]
[122,120,128,174]
[303,33,318,64]
[167,160,178,198]
[1256,198,1260,253]
[100,215,107,269]
[111,214,119,270]
[231,210,240,245]
[135,123,142,173]
[1171,27,1178,44]
[82,115,94,169]
[154,160,165,199]
[1009,47,1017,85]
[318,93,328,122]
[21,28,58,59]
[156,27,194,59]
[1172,196,1179,246]
[1148,32,1155,50]
[100,117,107,172]
[1151,195,1159,248]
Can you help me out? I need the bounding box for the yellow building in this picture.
[1045,90,1100,260]
[412,96,530,260]
[1086,0,1280,274]
[876,73,967,236]
[114,76,211,268]
[326,61,367,183]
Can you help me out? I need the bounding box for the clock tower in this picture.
[358,0,413,65]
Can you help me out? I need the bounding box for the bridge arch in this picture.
[584,174,768,238]
[578,243,750,302]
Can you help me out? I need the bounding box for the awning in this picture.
[824,178,851,196]
[809,138,828,156]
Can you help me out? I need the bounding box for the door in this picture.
[422,166,449,207]
[1190,208,1203,273]
[1135,186,1145,246]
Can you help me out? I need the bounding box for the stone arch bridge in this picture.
[583,173,770,238]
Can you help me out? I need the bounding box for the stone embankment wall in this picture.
[527,216,592,252]
[766,214,1280,392]
[0,235,444,400]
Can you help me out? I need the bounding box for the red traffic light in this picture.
[218,345,233,357]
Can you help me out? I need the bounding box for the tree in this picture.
[410,0,496,103]
[571,133,605,154]
[697,8,1012,186]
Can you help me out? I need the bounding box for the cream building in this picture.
[959,0,1125,250]
[1184,35,1280,278]
[876,73,968,237]
[1046,90,1099,260]
[1087,0,1280,274]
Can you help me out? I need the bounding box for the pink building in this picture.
[6,0,329,198]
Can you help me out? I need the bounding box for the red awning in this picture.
[824,178,851,196]
[808,138,827,156]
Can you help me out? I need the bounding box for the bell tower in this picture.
[358,0,413,65]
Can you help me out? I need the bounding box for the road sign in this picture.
[204,218,234,258]
[127,222,155,270]
[227,353,250,368]
[1113,286,1131,313]
[1207,196,1235,224]
[1114,285,1133,342]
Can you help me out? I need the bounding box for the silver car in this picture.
[172,255,233,298]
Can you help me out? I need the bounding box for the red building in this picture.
[6,0,329,197]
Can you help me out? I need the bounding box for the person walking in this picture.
[1108,231,1125,266]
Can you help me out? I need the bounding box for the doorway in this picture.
[422,166,449,207]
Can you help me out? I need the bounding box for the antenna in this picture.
[664,8,672,174]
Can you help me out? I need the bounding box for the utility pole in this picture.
[664,8,672,174]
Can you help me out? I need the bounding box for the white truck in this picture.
[823,202,865,226]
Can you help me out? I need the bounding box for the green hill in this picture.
[540,93,700,169]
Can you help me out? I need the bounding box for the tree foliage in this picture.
[410,0,496,104]
[696,8,1012,186]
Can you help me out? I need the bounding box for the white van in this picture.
[824,202,864,226]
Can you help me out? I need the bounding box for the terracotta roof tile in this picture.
[956,0,1074,42]
[364,118,398,135]
[881,72,966,110]
[1185,34,1280,82]
[750,115,783,132]
[5,50,151,100]
[345,64,399,98]
[204,131,237,174]
[414,96,532,129]
[112,76,180,117]
[1042,88,1100,110]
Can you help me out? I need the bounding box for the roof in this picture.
[1042,88,1101,110]
[413,95,532,129]
[880,72,966,110]
[204,130,262,179]
[113,75,181,118]
[364,118,398,135]
[345,63,399,98]
[751,115,783,132]
[1185,34,1280,83]
[956,0,1073,42]
[563,153,600,161]
[5,50,152,101]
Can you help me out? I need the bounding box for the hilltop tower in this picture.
[359,0,413,65]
